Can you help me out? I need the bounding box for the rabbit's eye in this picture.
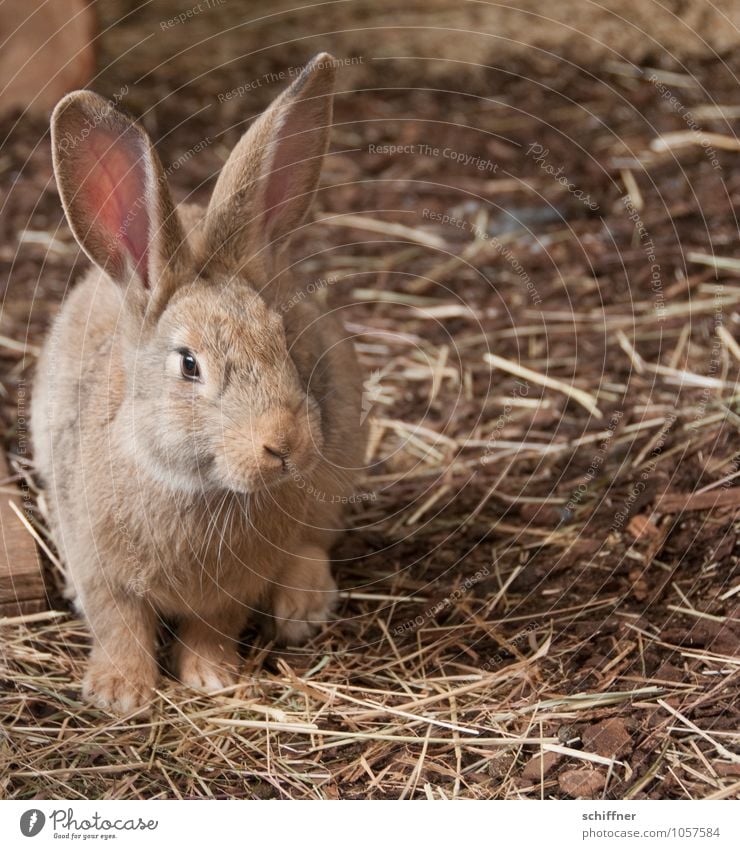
[179,350,200,380]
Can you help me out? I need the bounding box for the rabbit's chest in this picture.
[131,497,291,614]
[150,551,269,617]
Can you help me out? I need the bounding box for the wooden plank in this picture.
[0,0,97,117]
[0,452,46,615]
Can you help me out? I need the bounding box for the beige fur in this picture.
[31,54,366,713]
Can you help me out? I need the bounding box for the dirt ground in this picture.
[1,9,739,800]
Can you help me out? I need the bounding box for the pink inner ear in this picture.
[263,106,319,237]
[79,128,150,286]
[263,134,296,232]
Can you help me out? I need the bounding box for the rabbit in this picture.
[31,53,367,713]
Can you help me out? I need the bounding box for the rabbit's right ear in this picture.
[51,91,190,297]
[203,53,336,274]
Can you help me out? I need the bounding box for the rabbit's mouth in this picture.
[216,447,321,496]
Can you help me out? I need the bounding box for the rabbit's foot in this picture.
[175,619,240,692]
[83,653,156,714]
[272,545,337,645]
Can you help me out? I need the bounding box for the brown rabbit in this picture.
[31,54,366,713]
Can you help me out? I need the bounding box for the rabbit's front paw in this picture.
[176,646,238,692]
[174,618,240,692]
[83,656,156,714]
[272,546,338,645]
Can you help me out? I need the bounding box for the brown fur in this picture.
[31,54,366,713]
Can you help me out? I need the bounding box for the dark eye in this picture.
[179,350,200,380]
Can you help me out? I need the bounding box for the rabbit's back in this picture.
[32,270,125,517]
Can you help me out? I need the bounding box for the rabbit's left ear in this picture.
[203,53,336,272]
[51,90,190,299]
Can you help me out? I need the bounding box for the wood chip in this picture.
[582,718,633,759]
[559,768,607,799]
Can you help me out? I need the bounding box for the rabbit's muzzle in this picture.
[216,398,322,493]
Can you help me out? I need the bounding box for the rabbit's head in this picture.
[51,54,339,495]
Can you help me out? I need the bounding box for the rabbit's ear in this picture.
[51,91,190,294]
[204,53,336,272]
